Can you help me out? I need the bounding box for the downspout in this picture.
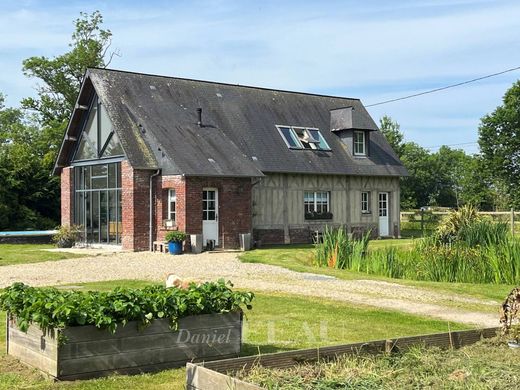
[149,169,161,251]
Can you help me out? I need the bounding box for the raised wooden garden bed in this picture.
[7,311,243,380]
[186,327,499,390]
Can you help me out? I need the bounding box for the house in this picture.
[54,68,408,251]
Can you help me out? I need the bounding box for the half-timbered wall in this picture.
[252,173,400,244]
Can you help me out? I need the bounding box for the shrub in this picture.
[0,280,254,334]
[165,230,186,242]
[435,205,481,244]
[52,225,82,248]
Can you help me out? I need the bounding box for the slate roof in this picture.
[55,68,408,177]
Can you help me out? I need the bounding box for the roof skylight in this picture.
[276,125,330,151]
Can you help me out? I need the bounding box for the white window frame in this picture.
[304,191,330,215]
[276,125,331,151]
[353,130,366,156]
[361,191,371,214]
[168,189,176,221]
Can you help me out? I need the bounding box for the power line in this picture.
[366,65,520,107]
[424,141,478,150]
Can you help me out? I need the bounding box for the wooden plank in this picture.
[59,340,240,377]
[186,363,264,390]
[8,341,58,377]
[8,327,58,358]
[60,326,241,360]
[201,327,499,374]
[62,312,241,343]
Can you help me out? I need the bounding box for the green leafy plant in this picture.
[0,280,254,335]
[52,225,82,248]
[165,230,187,243]
[314,227,370,270]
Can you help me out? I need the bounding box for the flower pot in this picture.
[168,241,183,255]
[57,238,74,248]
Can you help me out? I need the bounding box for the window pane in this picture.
[168,189,176,221]
[99,103,113,150]
[108,163,117,188]
[103,131,125,157]
[354,131,365,155]
[75,99,98,160]
[307,129,330,150]
[279,127,301,148]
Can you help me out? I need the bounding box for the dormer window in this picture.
[276,125,330,151]
[353,130,366,156]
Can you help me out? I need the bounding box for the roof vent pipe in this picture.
[197,108,202,127]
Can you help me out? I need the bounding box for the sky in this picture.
[1,0,520,153]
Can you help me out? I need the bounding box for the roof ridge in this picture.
[87,67,362,101]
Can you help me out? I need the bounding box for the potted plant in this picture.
[52,225,81,248]
[165,231,186,255]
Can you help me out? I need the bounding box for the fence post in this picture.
[420,209,425,236]
[511,208,515,235]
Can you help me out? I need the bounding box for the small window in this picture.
[354,131,366,156]
[361,191,371,214]
[277,126,302,149]
[276,125,331,151]
[168,189,176,221]
[304,191,332,220]
[307,129,330,150]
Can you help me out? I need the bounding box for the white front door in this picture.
[202,188,219,246]
[378,192,389,237]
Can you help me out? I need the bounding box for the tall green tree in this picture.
[381,116,497,210]
[0,93,57,229]
[22,10,115,169]
[479,80,520,208]
[379,115,404,157]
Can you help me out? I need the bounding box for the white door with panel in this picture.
[378,192,389,237]
[202,188,219,246]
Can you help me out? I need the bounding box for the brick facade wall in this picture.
[121,161,154,251]
[155,175,252,249]
[60,162,254,251]
[155,175,187,242]
[184,177,252,249]
[60,167,74,226]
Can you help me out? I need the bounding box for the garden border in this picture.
[7,311,243,380]
[186,327,499,390]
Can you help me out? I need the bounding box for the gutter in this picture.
[149,169,161,251]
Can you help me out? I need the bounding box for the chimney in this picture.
[197,108,202,127]
[330,106,354,132]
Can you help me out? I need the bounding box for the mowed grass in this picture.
[0,279,469,389]
[239,242,513,304]
[0,244,83,266]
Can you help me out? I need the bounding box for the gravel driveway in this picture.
[0,251,499,327]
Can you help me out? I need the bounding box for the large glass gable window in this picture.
[72,94,124,246]
[74,163,122,245]
[74,96,124,161]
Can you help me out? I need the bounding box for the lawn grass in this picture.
[0,244,83,266]
[239,243,514,303]
[0,279,469,389]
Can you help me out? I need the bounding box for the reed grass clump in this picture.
[314,206,520,284]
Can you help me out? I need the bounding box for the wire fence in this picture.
[400,209,519,237]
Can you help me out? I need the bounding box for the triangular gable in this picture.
[73,95,125,161]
